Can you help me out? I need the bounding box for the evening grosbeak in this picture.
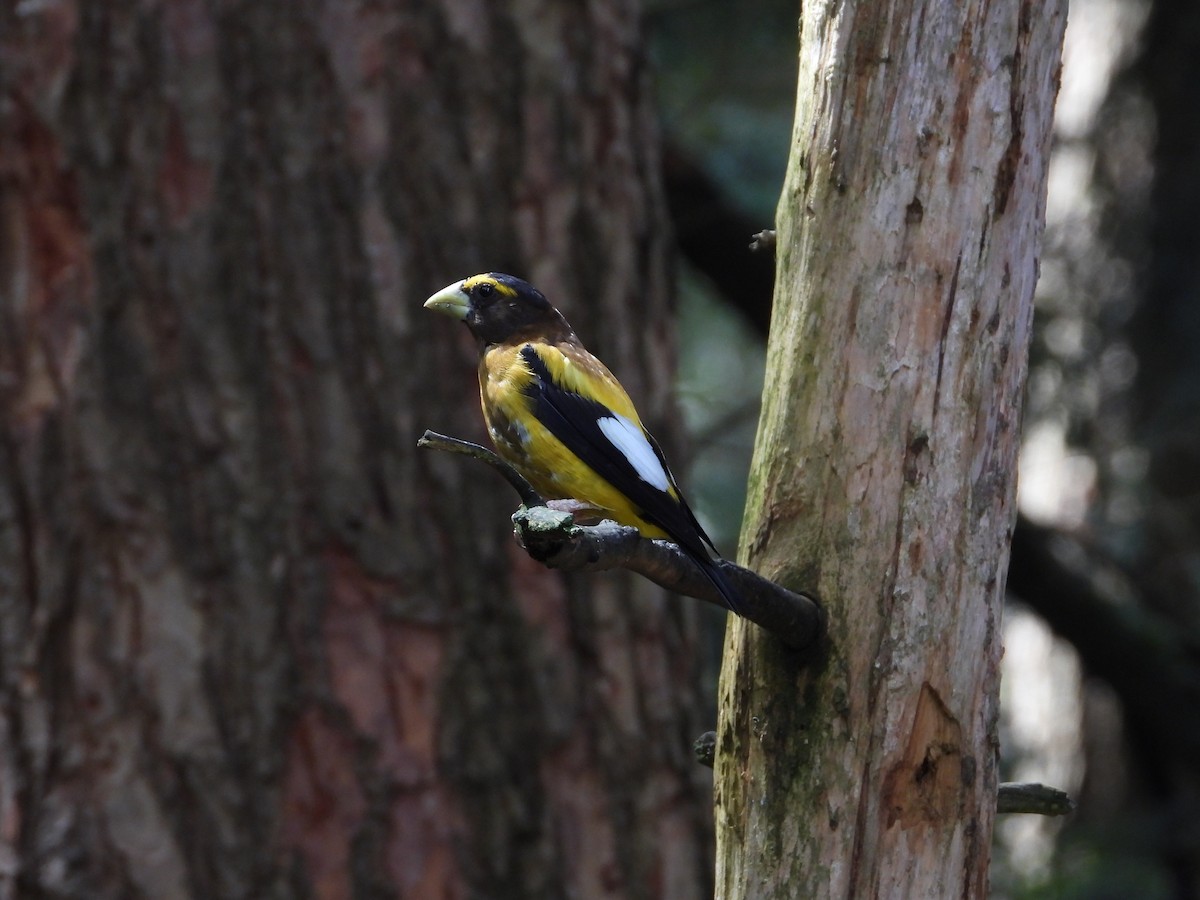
[424,272,742,615]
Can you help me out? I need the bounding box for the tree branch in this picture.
[419,430,824,651]
[995,782,1075,817]
[418,431,545,507]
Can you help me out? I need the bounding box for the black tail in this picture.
[691,552,742,616]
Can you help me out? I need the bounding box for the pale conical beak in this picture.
[423,281,471,320]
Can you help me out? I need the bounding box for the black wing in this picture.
[519,345,718,561]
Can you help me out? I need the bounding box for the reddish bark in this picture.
[0,2,711,897]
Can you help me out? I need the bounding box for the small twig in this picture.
[749,229,776,252]
[419,429,824,651]
[418,431,544,507]
[996,782,1075,816]
[694,731,717,767]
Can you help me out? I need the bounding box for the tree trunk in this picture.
[0,2,712,898]
[715,1,1065,897]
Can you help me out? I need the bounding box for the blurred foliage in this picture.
[646,0,793,552]
[647,0,797,217]
[675,268,764,553]
[1023,0,1153,552]
[994,816,1177,900]
[1018,0,1200,894]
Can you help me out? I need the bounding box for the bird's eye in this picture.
[477,282,495,299]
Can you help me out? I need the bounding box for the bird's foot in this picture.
[544,498,607,523]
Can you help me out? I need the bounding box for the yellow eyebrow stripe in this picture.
[462,274,518,298]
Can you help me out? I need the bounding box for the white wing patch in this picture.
[597,414,671,492]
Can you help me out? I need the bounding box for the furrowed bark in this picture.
[0,2,711,897]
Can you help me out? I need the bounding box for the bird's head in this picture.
[424,273,571,346]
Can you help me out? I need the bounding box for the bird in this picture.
[424,272,743,615]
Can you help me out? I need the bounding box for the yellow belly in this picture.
[477,338,672,539]
[484,407,669,539]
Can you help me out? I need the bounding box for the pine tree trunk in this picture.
[0,2,711,897]
[715,1,1066,896]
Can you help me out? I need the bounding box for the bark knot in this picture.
[882,683,967,829]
